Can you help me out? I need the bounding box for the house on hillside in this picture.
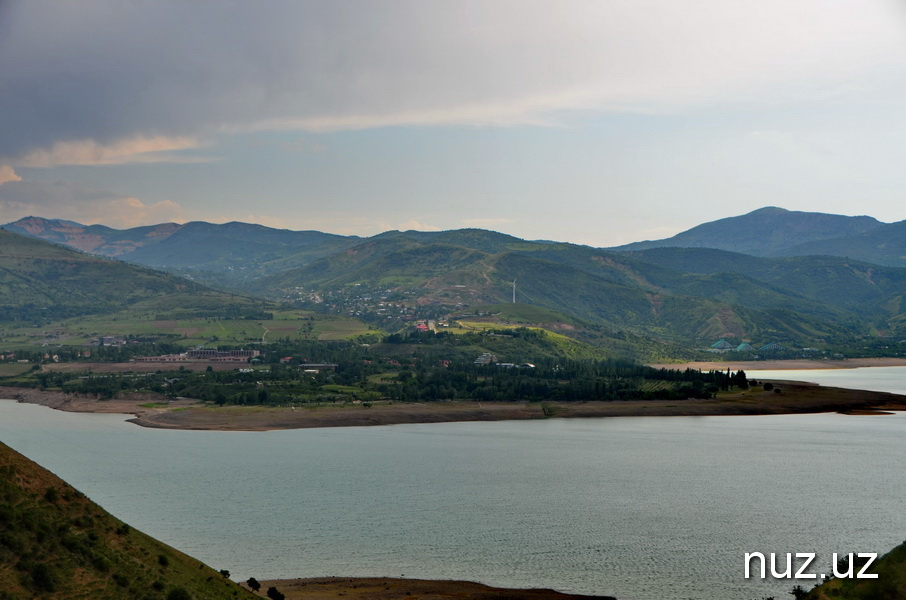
[736,343,756,352]
[759,342,784,351]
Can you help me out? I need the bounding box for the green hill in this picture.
[3,216,182,257]
[450,303,693,362]
[4,217,361,287]
[0,229,377,348]
[608,206,883,255]
[0,229,215,323]
[781,219,906,268]
[8,212,906,356]
[0,440,258,600]
[255,234,859,350]
[627,247,906,322]
[123,221,360,285]
[461,303,585,326]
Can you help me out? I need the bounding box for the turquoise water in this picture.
[2,379,906,600]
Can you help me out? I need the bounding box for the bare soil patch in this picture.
[243,577,615,600]
[5,382,903,432]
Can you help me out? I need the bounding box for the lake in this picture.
[747,365,906,395]
[2,366,905,600]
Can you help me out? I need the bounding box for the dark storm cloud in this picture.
[1,0,902,165]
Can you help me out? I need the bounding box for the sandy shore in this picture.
[242,577,615,600]
[4,381,905,431]
[647,357,906,371]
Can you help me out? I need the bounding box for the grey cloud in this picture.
[0,179,121,208]
[0,179,185,227]
[2,0,904,162]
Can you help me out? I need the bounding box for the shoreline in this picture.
[647,357,906,371]
[3,380,905,432]
[242,577,616,600]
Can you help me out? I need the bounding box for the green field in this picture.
[0,363,32,376]
[459,303,583,325]
[0,308,374,349]
[452,321,526,333]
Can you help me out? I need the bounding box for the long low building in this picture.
[133,349,260,363]
[186,349,260,359]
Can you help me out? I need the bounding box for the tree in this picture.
[733,370,749,389]
[789,585,807,599]
[246,577,261,592]
[266,586,285,600]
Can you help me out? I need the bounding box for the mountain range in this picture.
[3,206,905,354]
[4,216,361,284]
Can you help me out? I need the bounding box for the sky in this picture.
[2,0,906,246]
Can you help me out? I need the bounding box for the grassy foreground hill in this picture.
[806,541,906,599]
[0,440,257,600]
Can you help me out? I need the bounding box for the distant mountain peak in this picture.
[748,206,788,214]
[5,216,181,255]
[609,206,884,256]
[9,215,85,234]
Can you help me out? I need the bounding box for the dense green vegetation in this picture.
[0,442,257,600]
[35,356,745,405]
[4,329,750,406]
